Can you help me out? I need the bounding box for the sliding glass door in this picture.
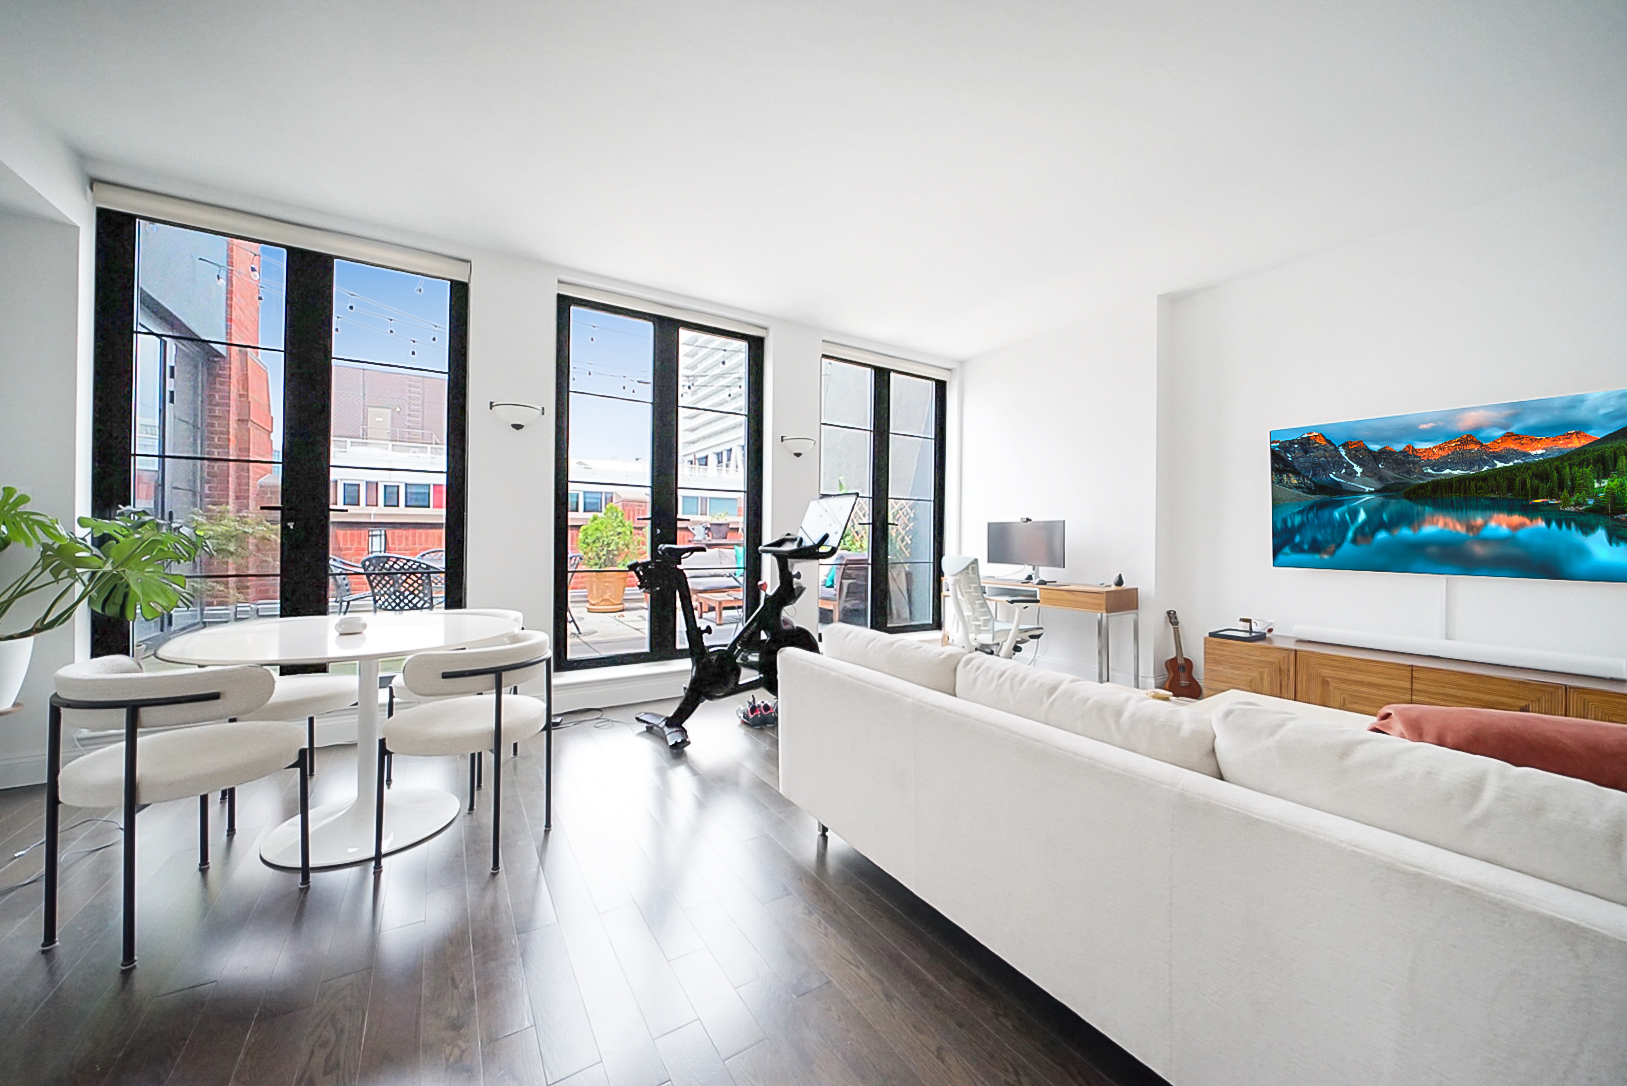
[555,295,763,670]
[92,210,468,659]
[818,356,947,633]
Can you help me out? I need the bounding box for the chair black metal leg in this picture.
[476,751,483,789]
[226,787,236,835]
[491,683,504,873]
[372,739,386,874]
[41,701,62,951]
[198,795,210,870]
[385,751,393,788]
[306,717,317,777]
[387,685,395,718]
[468,753,477,812]
[544,658,553,831]
[298,750,311,887]
[120,705,139,971]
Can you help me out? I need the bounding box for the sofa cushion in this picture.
[1213,702,1627,906]
[956,653,1220,777]
[1373,703,1627,792]
[820,623,962,695]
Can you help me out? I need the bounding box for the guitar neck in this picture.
[1171,626,1185,662]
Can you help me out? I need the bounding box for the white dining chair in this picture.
[385,609,526,789]
[238,671,357,777]
[376,628,551,874]
[45,656,313,970]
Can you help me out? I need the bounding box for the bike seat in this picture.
[657,543,709,560]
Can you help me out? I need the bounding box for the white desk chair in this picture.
[45,657,312,970]
[942,556,1043,659]
[377,628,552,874]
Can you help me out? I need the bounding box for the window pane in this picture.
[680,329,748,412]
[333,259,451,371]
[680,408,745,491]
[889,434,936,500]
[677,543,746,651]
[821,359,872,429]
[383,484,400,507]
[331,361,448,462]
[566,486,651,661]
[570,306,653,402]
[888,562,935,626]
[817,551,870,628]
[137,576,282,661]
[569,393,652,483]
[137,220,285,351]
[131,456,282,577]
[887,498,935,562]
[134,335,283,460]
[341,482,362,507]
[889,372,935,438]
[404,483,432,507]
[820,425,871,497]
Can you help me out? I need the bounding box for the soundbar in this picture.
[1290,625,1627,681]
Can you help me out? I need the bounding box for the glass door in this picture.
[818,357,946,633]
[556,296,763,670]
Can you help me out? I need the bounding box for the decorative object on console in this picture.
[1271,386,1627,581]
[488,401,543,430]
[1211,616,1272,642]
[335,615,367,635]
[1162,610,1203,698]
[1373,703,1627,792]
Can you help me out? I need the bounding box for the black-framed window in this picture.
[818,356,947,633]
[555,295,764,670]
[92,209,469,658]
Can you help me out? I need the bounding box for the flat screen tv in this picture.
[1271,388,1627,582]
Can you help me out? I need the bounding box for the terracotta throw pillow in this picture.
[1372,704,1627,792]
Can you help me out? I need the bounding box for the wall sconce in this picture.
[779,435,816,458]
[489,401,543,430]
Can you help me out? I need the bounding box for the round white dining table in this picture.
[158,610,520,870]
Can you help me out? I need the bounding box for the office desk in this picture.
[984,580,1141,686]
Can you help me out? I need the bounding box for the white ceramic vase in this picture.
[0,636,34,710]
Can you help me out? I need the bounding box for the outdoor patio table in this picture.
[158,611,519,870]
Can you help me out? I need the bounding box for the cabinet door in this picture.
[1203,637,1294,698]
[1569,687,1627,725]
[1411,667,1567,715]
[1296,652,1411,715]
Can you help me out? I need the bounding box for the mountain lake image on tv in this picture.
[1272,388,1627,582]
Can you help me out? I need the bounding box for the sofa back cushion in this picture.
[820,623,962,695]
[956,653,1220,777]
[1213,702,1627,906]
[1373,703,1627,792]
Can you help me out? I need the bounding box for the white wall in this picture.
[1157,165,1627,676]
[958,298,1159,684]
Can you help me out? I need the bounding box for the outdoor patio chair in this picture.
[362,553,440,611]
[329,556,371,614]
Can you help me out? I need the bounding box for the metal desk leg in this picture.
[1130,610,1141,688]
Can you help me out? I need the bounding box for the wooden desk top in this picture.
[984,579,1140,614]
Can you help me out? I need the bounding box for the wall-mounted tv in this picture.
[1271,388,1627,582]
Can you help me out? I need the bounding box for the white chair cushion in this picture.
[59,721,304,807]
[821,624,963,695]
[384,695,547,757]
[239,673,356,721]
[1212,702,1627,906]
[956,653,1219,777]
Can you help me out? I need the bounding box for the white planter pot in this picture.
[0,636,34,710]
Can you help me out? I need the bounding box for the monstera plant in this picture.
[0,486,203,707]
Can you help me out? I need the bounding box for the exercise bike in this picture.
[628,493,858,749]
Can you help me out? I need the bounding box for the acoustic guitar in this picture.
[1162,610,1203,699]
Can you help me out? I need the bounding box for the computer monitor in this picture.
[987,519,1065,582]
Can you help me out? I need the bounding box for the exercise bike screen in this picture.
[798,493,860,549]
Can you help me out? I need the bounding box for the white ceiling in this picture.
[2,0,1624,358]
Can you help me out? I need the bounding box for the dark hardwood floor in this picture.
[0,695,1165,1085]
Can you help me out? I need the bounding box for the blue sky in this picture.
[1271,387,1627,449]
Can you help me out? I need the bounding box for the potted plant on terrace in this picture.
[577,504,639,614]
[0,486,203,709]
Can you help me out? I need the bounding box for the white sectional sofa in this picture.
[778,625,1627,1086]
